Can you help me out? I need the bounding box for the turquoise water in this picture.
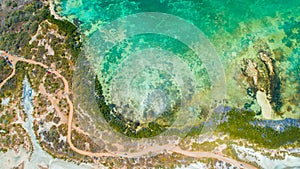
[57,0,300,118]
[58,0,300,35]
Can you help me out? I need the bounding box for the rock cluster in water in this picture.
[242,50,282,114]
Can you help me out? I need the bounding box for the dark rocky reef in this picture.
[242,50,282,114]
[258,51,282,114]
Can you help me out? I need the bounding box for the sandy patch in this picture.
[233,145,300,169]
[256,91,272,119]
[1,97,10,106]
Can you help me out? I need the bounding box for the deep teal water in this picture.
[59,0,300,37]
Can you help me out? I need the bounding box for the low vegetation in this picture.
[0,58,12,82]
[218,109,300,149]
[0,0,46,54]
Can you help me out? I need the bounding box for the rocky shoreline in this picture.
[250,118,300,132]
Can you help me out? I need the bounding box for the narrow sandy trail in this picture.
[38,74,67,122]
[0,51,257,168]
[0,52,17,89]
[0,65,16,89]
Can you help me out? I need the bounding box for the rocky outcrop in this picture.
[258,51,274,76]
[258,51,282,113]
[242,59,259,86]
[242,50,282,114]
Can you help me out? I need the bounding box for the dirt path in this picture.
[38,74,67,122]
[0,51,257,168]
[0,65,16,89]
[0,52,17,89]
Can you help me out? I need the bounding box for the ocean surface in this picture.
[55,0,299,119]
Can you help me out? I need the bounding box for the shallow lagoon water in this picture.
[56,0,299,119]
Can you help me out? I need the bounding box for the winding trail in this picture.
[0,51,257,169]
